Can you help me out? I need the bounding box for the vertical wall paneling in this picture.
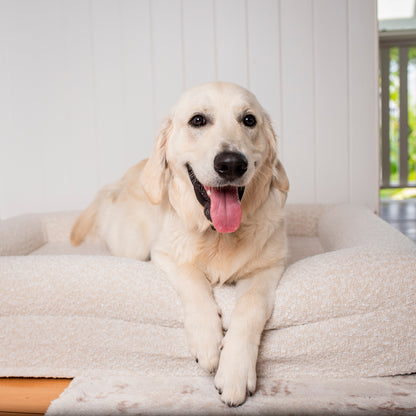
[119,0,155,166]
[62,0,98,209]
[38,0,74,211]
[214,0,249,88]
[314,0,349,204]
[151,0,184,128]
[280,0,316,203]
[91,0,127,186]
[1,1,66,215]
[0,1,12,218]
[348,0,379,211]
[182,0,216,89]
[246,0,282,156]
[0,0,379,218]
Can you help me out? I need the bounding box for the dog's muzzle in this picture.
[186,163,245,233]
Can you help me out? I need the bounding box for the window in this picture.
[378,0,416,195]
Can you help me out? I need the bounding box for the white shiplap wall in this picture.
[0,0,379,219]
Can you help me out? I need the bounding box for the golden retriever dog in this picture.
[71,82,289,406]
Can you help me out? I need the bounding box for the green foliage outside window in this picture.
[387,47,416,185]
[380,47,416,200]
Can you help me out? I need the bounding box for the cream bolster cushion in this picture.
[0,214,46,256]
[1,246,415,332]
[0,204,415,379]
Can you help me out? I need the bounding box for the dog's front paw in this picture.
[184,306,223,374]
[214,334,257,406]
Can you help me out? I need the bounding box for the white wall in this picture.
[0,0,379,219]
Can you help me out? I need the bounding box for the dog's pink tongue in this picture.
[207,187,242,233]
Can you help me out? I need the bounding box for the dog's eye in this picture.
[242,114,257,128]
[189,114,207,128]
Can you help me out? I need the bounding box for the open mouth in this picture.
[186,164,245,233]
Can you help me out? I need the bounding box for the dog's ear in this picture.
[140,118,172,204]
[263,112,290,203]
[273,158,289,203]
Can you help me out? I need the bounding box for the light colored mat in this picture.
[46,374,416,415]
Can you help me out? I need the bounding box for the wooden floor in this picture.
[0,378,71,416]
[380,199,416,243]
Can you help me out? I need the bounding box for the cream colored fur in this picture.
[71,82,289,406]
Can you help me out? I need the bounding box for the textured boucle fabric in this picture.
[0,213,46,255]
[0,204,415,382]
[285,204,330,237]
[318,204,416,253]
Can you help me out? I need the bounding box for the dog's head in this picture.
[141,82,289,233]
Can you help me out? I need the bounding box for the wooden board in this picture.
[0,378,71,416]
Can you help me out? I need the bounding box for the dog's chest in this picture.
[195,231,262,285]
[156,217,277,285]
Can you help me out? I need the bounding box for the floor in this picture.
[0,378,71,416]
[379,199,416,243]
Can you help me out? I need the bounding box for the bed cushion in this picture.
[0,204,415,379]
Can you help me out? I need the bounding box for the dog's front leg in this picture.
[214,265,284,406]
[170,263,223,374]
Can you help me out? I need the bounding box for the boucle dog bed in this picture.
[1,204,415,414]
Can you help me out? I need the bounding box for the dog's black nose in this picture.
[214,151,248,181]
